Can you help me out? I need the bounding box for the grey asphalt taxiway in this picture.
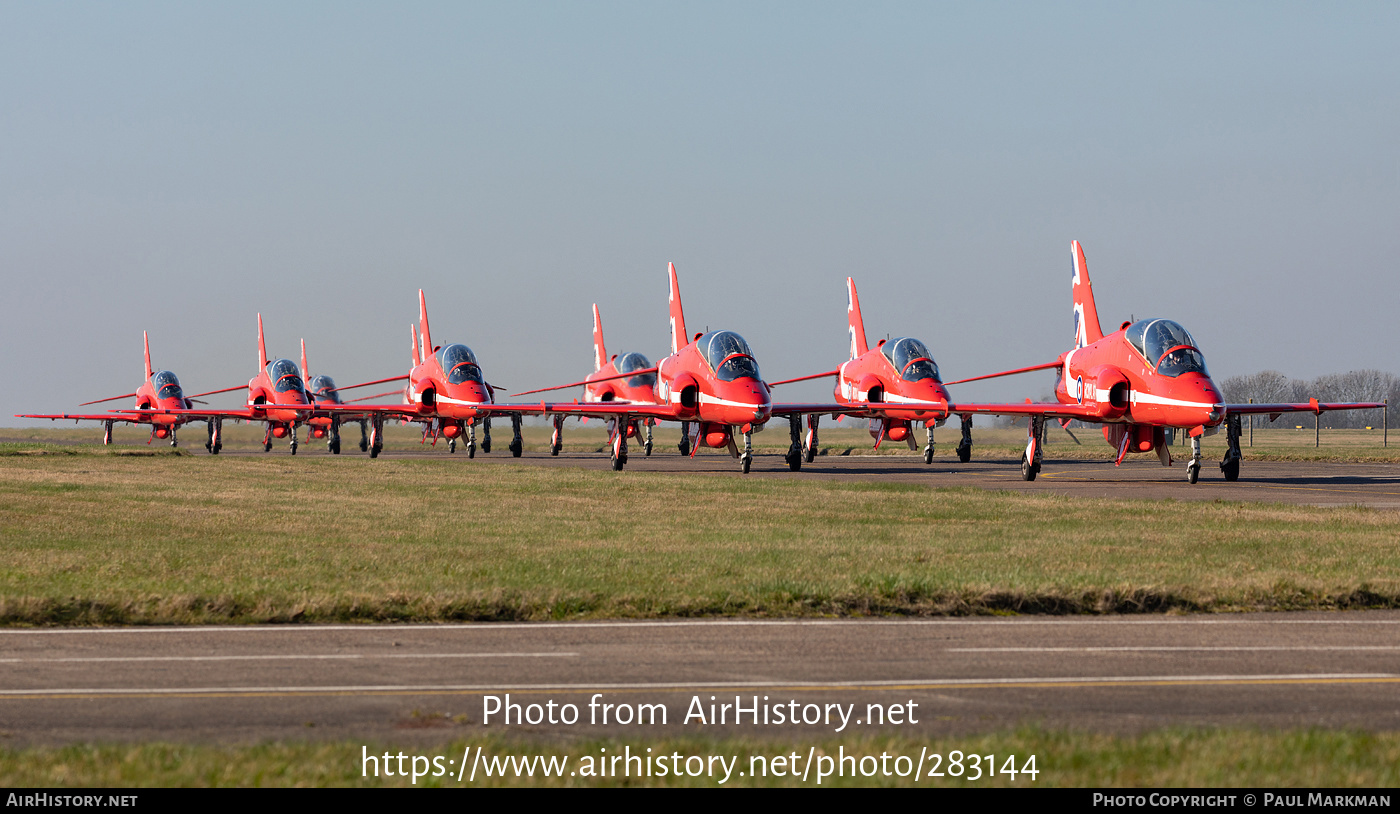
[3,613,1398,745]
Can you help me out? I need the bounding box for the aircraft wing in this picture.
[111,407,314,420]
[1225,400,1386,418]
[946,401,1107,420]
[17,413,155,423]
[536,402,677,420]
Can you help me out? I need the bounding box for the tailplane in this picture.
[1071,240,1104,348]
[592,304,608,372]
[846,277,869,360]
[668,262,688,354]
[142,331,153,381]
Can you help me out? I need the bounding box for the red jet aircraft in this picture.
[512,304,662,457]
[17,331,227,452]
[769,278,958,465]
[327,290,548,458]
[945,240,1386,483]
[299,339,409,454]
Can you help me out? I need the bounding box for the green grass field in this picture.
[4,729,1398,786]
[1,446,1396,624]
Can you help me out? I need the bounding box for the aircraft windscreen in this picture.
[699,331,761,381]
[268,359,306,394]
[1125,319,1207,377]
[309,375,341,402]
[151,370,184,401]
[437,344,484,385]
[881,337,941,383]
[616,352,656,388]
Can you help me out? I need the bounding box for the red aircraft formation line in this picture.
[19,242,1384,483]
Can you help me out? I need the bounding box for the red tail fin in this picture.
[418,290,434,358]
[300,338,310,384]
[411,325,422,368]
[142,331,153,381]
[257,314,268,370]
[668,262,688,354]
[1071,240,1104,349]
[592,304,608,372]
[846,277,869,360]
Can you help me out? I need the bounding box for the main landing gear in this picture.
[263,425,273,452]
[368,415,384,459]
[358,420,369,453]
[204,418,223,455]
[785,415,803,471]
[328,417,342,454]
[480,417,491,454]
[508,414,523,457]
[551,414,565,456]
[609,418,628,471]
[678,421,691,457]
[956,414,973,463]
[1020,416,1045,481]
[1220,414,1242,482]
[803,414,819,463]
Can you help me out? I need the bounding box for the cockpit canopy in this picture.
[697,331,761,382]
[615,352,656,388]
[880,337,941,383]
[1124,319,1210,378]
[267,359,307,394]
[151,370,184,401]
[308,375,340,403]
[436,344,484,385]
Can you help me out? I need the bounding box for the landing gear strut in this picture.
[678,421,691,456]
[103,420,114,446]
[956,414,973,463]
[1188,431,1202,484]
[1020,416,1045,481]
[481,417,491,454]
[288,424,298,455]
[740,425,753,474]
[643,418,653,457]
[508,414,523,457]
[358,420,369,453]
[263,425,273,452]
[169,426,178,448]
[803,414,819,463]
[1220,415,1242,482]
[466,419,477,459]
[785,414,803,471]
[923,422,935,465]
[328,417,342,454]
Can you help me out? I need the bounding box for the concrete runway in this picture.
[3,613,1398,745]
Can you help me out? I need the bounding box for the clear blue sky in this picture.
[3,1,1396,420]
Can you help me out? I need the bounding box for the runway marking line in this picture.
[3,617,1399,635]
[950,646,1400,653]
[3,673,1396,701]
[0,652,578,664]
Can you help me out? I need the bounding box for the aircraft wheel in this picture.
[1187,462,1200,484]
[611,455,624,471]
[1221,459,1240,482]
[510,440,523,458]
[468,445,475,459]
[923,447,934,465]
[645,441,653,457]
[957,447,971,464]
[804,447,815,464]
[359,439,369,452]
[290,443,297,456]
[678,439,690,456]
[331,440,341,455]
[786,451,802,472]
[448,438,456,454]
[263,441,272,452]
[1020,453,1037,482]
[741,457,752,474]
[370,447,380,459]
[551,445,560,457]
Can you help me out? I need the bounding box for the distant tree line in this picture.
[1220,369,1396,429]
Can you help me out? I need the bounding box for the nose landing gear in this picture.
[288,424,298,456]
[1187,430,1203,484]
[923,422,935,465]
[739,425,753,474]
